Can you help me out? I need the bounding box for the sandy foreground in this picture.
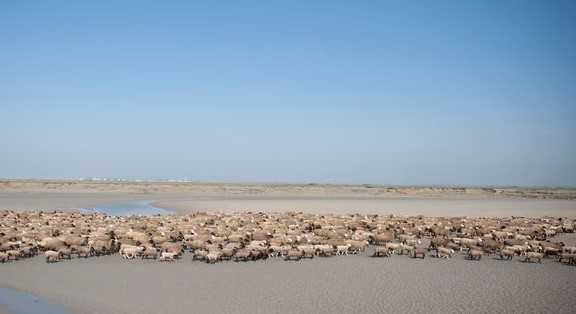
[1,180,576,313]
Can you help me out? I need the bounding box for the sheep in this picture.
[436,247,454,259]
[284,250,302,261]
[558,253,576,264]
[38,238,64,252]
[45,250,61,263]
[234,250,253,262]
[249,240,268,247]
[192,249,209,261]
[373,247,391,257]
[499,249,516,261]
[481,239,502,255]
[159,251,177,262]
[404,238,421,247]
[58,247,73,260]
[385,243,402,255]
[6,249,23,261]
[468,249,484,261]
[71,245,94,258]
[141,247,159,259]
[336,244,351,256]
[118,243,135,255]
[93,240,114,256]
[315,245,335,257]
[398,234,419,245]
[122,246,143,259]
[543,246,561,258]
[204,251,222,264]
[1,209,575,268]
[0,252,8,263]
[20,246,38,258]
[460,238,482,250]
[269,245,289,257]
[62,235,87,247]
[220,248,237,260]
[249,249,268,261]
[159,242,184,256]
[505,245,529,256]
[411,247,427,259]
[428,237,449,251]
[300,247,316,259]
[524,252,544,263]
[398,243,413,255]
[348,240,369,254]
[370,232,394,245]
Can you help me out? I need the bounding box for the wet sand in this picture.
[1,236,575,314]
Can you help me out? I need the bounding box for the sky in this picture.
[1,1,575,187]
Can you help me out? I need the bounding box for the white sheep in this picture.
[122,246,143,259]
[204,251,222,263]
[436,247,454,259]
[44,250,61,263]
[524,252,544,263]
[159,251,177,262]
[336,244,351,256]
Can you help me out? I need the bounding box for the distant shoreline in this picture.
[1,179,575,200]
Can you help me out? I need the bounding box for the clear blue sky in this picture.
[1,1,575,186]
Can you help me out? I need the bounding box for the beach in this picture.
[1,237,575,314]
[1,180,576,313]
[1,180,575,217]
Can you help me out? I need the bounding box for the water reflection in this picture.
[80,200,172,216]
[0,287,69,314]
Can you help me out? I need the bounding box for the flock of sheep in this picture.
[1,210,575,265]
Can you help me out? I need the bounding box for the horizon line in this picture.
[1,177,574,190]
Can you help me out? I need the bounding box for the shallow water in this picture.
[0,287,69,314]
[77,199,173,216]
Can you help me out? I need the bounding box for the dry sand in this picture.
[152,194,576,218]
[1,180,576,313]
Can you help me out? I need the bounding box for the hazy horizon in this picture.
[1,176,574,190]
[1,1,575,187]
